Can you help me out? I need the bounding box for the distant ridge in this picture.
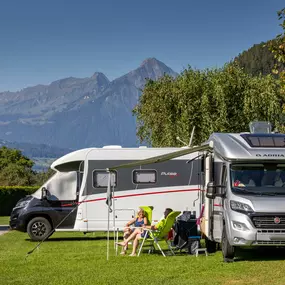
[234,41,285,76]
[0,139,72,158]
[0,58,177,149]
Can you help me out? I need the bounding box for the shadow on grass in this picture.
[25,236,108,242]
[235,247,285,262]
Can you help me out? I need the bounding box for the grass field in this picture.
[1,230,285,285]
[0,216,9,225]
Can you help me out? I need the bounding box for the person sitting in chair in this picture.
[120,208,148,255]
[117,208,173,256]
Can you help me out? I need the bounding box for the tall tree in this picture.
[268,8,285,93]
[134,64,282,147]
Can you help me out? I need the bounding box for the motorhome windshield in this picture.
[231,163,285,196]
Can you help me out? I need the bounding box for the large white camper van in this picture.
[10,146,202,241]
[106,122,285,261]
[200,121,285,261]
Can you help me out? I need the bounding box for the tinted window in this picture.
[93,170,117,188]
[133,170,157,184]
[241,134,285,148]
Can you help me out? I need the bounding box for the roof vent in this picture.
[249,121,272,134]
[102,145,122,149]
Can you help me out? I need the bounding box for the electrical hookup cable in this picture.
[25,197,87,260]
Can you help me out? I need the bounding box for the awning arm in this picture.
[109,144,212,171]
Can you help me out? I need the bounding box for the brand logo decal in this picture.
[256,154,285,157]
[161,172,178,177]
[274,217,281,224]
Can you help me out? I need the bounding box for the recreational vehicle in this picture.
[9,146,202,241]
[200,121,285,261]
[106,121,285,261]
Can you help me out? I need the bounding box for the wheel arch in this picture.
[25,214,53,232]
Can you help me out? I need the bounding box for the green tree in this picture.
[134,64,282,147]
[34,168,55,186]
[0,146,35,186]
[268,8,285,91]
[268,8,285,132]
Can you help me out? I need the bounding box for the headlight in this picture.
[230,200,253,213]
[16,201,29,208]
[232,221,250,231]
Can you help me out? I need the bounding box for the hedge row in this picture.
[0,186,39,216]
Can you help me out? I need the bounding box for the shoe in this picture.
[129,253,137,257]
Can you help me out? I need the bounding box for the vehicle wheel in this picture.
[222,226,235,262]
[205,237,217,253]
[27,217,52,241]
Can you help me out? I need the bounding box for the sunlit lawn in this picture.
[1,230,285,285]
[0,216,9,225]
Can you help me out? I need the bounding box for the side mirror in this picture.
[41,187,48,200]
[206,182,216,199]
[216,185,226,197]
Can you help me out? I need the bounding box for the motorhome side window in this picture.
[133,170,157,184]
[93,170,117,188]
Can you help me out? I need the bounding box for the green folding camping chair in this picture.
[137,211,181,257]
[139,206,153,225]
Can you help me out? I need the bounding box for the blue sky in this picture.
[0,0,284,92]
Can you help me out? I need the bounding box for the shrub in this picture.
[0,186,39,216]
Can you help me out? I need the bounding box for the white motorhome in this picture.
[10,146,202,241]
[106,121,285,261]
[201,121,285,261]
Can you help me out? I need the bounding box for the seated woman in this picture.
[118,208,173,256]
[120,208,148,255]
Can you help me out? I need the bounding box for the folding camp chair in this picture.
[137,211,181,257]
[139,206,153,225]
[115,206,153,255]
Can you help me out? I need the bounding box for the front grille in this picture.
[253,241,285,245]
[252,216,285,229]
[258,229,285,234]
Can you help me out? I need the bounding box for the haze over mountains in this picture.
[0,58,177,149]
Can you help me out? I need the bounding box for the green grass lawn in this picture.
[0,216,9,225]
[1,231,285,285]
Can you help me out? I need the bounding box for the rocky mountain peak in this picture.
[140,57,161,67]
[91,72,110,84]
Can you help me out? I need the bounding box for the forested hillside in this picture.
[235,41,285,76]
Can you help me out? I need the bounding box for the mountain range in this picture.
[0,42,280,160]
[0,58,177,149]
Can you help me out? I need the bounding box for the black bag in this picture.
[173,211,198,250]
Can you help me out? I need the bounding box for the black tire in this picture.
[205,237,217,253]
[222,226,235,261]
[27,217,52,241]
